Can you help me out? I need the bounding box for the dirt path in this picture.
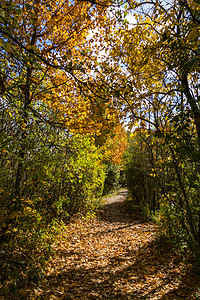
[31,189,199,299]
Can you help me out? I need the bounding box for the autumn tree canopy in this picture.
[103,0,200,253]
[97,0,200,137]
[0,0,124,200]
[0,0,200,294]
[0,0,120,132]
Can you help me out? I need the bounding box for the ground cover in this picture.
[26,189,200,299]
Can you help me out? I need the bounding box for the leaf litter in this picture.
[29,189,199,299]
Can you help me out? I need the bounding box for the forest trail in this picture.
[32,189,199,299]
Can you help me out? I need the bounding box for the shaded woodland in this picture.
[0,0,200,297]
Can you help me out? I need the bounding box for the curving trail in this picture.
[32,189,199,299]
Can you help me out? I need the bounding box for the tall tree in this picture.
[0,0,119,197]
[100,0,200,249]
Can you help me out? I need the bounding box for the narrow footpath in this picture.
[32,189,199,299]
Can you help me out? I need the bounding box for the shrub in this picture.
[102,163,121,195]
[0,133,106,294]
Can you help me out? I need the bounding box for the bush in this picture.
[50,135,106,219]
[124,128,200,269]
[123,131,158,213]
[0,133,106,294]
[102,163,121,195]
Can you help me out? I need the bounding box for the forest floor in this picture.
[29,189,200,299]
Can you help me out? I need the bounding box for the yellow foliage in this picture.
[1,0,118,135]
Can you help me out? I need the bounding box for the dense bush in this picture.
[102,163,122,195]
[124,131,158,213]
[49,135,106,219]
[0,126,106,293]
[0,131,105,229]
[124,128,200,266]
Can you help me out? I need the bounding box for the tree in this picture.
[0,0,118,197]
[0,0,121,266]
[101,0,200,254]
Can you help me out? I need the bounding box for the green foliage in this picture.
[125,162,146,206]
[124,131,158,213]
[0,125,106,292]
[102,163,121,195]
[0,220,61,298]
[49,135,106,219]
[124,126,200,266]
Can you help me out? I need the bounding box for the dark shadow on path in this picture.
[27,189,200,299]
[97,189,144,225]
